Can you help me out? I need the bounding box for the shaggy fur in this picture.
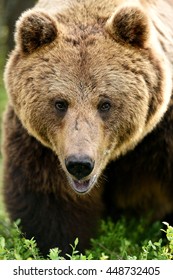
[2,0,173,256]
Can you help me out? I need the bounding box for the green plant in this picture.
[0,215,172,260]
[0,218,41,260]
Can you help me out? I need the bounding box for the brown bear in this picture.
[2,0,173,256]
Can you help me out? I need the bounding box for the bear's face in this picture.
[4,6,172,194]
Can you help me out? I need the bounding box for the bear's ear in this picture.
[15,10,58,54]
[106,6,150,48]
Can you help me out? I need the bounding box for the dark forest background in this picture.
[0,0,36,55]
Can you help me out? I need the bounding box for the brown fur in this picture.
[2,0,173,256]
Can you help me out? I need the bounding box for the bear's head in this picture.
[4,5,172,194]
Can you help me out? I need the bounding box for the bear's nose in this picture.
[65,155,94,180]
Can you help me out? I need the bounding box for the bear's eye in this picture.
[55,100,68,113]
[98,100,111,113]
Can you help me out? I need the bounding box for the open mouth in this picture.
[67,175,97,194]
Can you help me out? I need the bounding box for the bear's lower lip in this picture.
[68,175,97,194]
[72,179,90,193]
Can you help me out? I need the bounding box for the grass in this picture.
[0,48,172,260]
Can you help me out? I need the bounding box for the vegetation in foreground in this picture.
[0,216,172,260]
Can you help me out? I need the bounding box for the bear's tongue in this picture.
[73,179,90,193]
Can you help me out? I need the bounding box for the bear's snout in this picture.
[65,155,94,180]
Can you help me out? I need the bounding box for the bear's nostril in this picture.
[65,155,94,180]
